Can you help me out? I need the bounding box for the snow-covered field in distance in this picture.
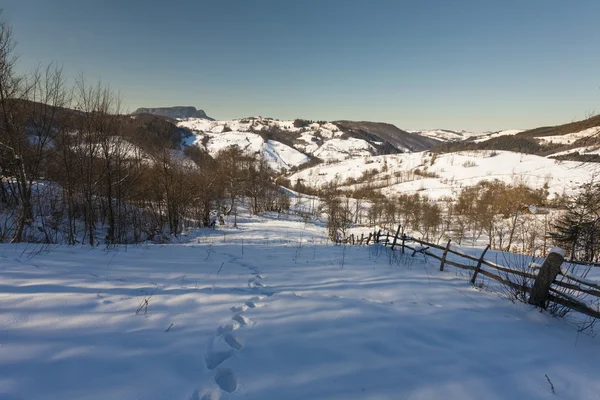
[0,211,598,400]
[406,128,525,143]
[289,150,599,199]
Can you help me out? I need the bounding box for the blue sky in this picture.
[3,0,600,131]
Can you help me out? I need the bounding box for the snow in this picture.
[313,138,375,162]
[537,127,600,145]
[549,247,566,257]
[289,150,600,199]
[472,129,525,143]
[262,140,309,171]
[408,129,524,143]
[177,118,379,167]
[408,128,484,142]
[550,145,600,157]
[1,212,599,400]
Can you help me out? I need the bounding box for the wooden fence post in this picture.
[439,239,452,271]
[470,244,490,284]
[401,234,406,254]
[366,232,372,245]
[376,229,382,243]
[391,225,402,250]
[528,250,565,308]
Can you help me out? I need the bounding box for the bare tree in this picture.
[0,17,69,242]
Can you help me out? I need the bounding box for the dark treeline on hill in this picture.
[432,135,563,155]
[433,114,600,160]
[0,18,289,245]
[517,114,600,138]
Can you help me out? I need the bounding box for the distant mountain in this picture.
[132,106,214,120]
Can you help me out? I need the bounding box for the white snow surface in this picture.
[0,212,599,400]
[537,127,600,145]
[177,118,378,166]
[289,150,599,199]
[409,129,524,143]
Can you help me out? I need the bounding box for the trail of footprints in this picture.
[198,267,274,399]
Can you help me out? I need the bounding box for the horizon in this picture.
[4,0,600,131]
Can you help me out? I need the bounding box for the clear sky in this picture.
[3,0,600,131]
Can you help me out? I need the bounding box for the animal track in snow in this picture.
[224,333,243,350]
[214,368,237,393]
[230,304,248,313]
[245,300,262,308]
[216,323,240,336]
[248,280,264,288]
[232,313,252,326]
[205,350,235,370]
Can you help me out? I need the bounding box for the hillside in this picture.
[430,114,600,160]
[333,120,441,152]
[288,150,598,200]
[178,117,445,172]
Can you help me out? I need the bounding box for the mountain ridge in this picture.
[132,106,214,120]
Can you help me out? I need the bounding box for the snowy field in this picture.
[289,150,599,199]
[1,213,599,400]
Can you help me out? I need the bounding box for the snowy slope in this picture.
[263,140,310,170]
[178,117,401,165]
[550,145,600,157]
[289,150,599,199]
[472,129,525,143]
[409,129,524,143]
[537,127,600,145]
[0,212,598,400]
[408,129,484,142]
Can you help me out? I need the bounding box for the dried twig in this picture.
[545,374,556,395]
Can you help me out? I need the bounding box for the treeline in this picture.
[317,178,558,254]
[0,19,288,245]
[432,135,561,156]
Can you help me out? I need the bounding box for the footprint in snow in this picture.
[215,368,237,393]
[245,299,265,308]
[224,333,243,350]
[248,281,264,289]
[230,304,248,313]
[216,323,240,336]
[205,350,235,370]
[232,313,253,326]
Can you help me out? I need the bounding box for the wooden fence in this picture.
[343,227,600,319]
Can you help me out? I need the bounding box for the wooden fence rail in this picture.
[346,226,600,319]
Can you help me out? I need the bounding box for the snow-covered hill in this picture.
[289,150,599,199]
[179,118,354,169]
[178,117,441,171]
[408,129,525,143]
